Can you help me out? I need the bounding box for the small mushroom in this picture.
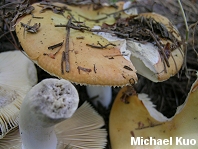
[0,50,37,139]
[0,78,107,149]
[109,76,198,149]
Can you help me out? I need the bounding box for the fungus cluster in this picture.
[15,1,183,86]
[0,0,190,149]
[14,1,183,107]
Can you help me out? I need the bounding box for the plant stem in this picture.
[177,0,189,77]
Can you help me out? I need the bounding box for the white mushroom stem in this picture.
[86,86,112,108]
[19,78,79,149]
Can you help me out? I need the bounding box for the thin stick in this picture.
[48,41,64,50]
[146,29,170,68]
[61,51,66,74]
[177,0,189,78]
[86,42,116,49]
[4,20,20,50]
[0,31,10,39]
[177,0,189,40]
[65,18,72,73]
[77,66,92,74]
[55,24,129,38]
[78,14,107,22]
[5,35,18,50]
[0,2,21,9]
[44,40,64,59]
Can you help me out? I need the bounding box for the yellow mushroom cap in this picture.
[15,2,137,86]
[127,12,184,82]
[110,77,198,149]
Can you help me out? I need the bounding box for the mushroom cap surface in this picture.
[110,78,198,149]
[128,12,184,82]
[15,2,137,86]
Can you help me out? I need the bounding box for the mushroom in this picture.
[15,1,138,86]
[14,1,139,109]
[127,13,184,82]
[109,75,198,149]
[0,78,107,149]
[89,12,183,107]
[0,50,37,139]
[94,12,184,82]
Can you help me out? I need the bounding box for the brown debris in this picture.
[10,0,35,31]
[38,1,70,15]
[135,119,163,130]
[130,131,135,137]
[48,41,64,50]
[120,85,137,104]
[21,21,40,33]
[123,65,133,71]
[86,42,116,49]
[77,66,92,74]
[44,41,64,59]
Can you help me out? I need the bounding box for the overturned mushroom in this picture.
[0,78,107,149]
[110,75,198,149]
[127,13,184,82]
[95,12,184,82]
[0,50,37,139]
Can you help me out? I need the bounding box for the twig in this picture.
[0,2,21,9]
[78,14,107,23]
[61,51,66,74]
[189,21,198,56]
[65,17,72,73]
[178,0,189,40]
[4,20,20,50]
[0,31,10,39]
[86,42,116,49]
[44,41,64,59]
[93,64,97,73]
[77,66,92,74]
[55,24,129,38]
[177,0,190,79]
[146,29,170,68]
[103,53,129,58]
[48,41,64,50]
[135,122,163,130]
